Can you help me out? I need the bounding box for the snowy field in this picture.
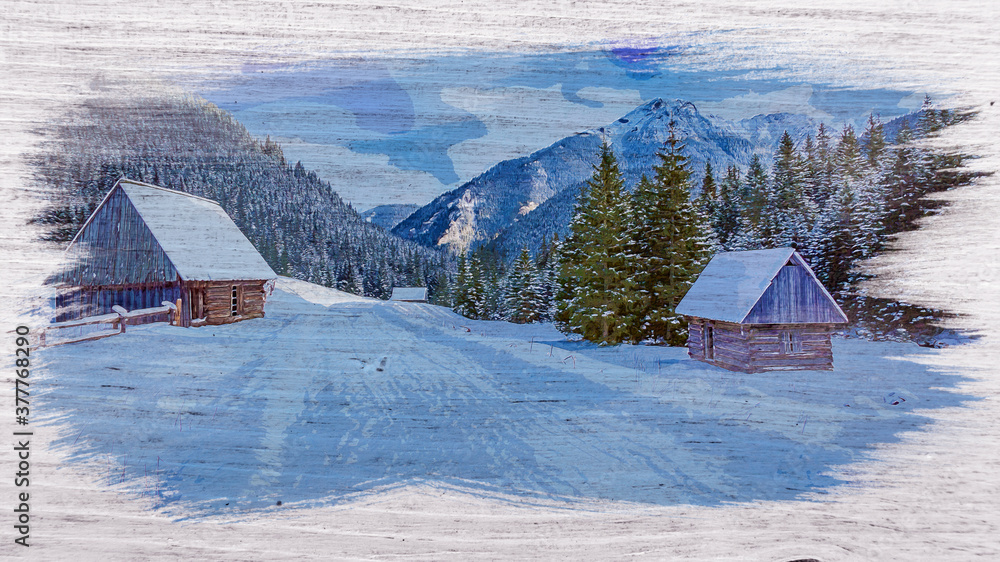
[36,279,971,519]
[24,278,985,559]
[3,0,1000,560]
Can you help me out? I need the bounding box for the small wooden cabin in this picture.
[389,287,428,303]
[55,178,277,327]
[675,248,849,373]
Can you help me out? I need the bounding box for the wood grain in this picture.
[2,1,999,560]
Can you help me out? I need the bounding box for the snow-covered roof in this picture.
[74,179,276,282]
[676,248,848,324]
[390,287,428,302]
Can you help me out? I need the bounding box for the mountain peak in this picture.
[393,97,819,254]
[619,98,701,127]
[635,97,696,114]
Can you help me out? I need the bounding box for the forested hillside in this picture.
[441,99,983,344]
[393,99,816,253]
[31,94,451,299]
[29,92,981,344]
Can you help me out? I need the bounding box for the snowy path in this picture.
[36,279,969,521]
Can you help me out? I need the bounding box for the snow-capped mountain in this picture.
[392,98,819,254]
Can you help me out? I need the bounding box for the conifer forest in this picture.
[32,95,451,301]
[33,94,980,346]
[439,100,981,345]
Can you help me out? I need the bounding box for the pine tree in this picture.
[918,94,942,135]
[880,123,925,234]
[714,164,742,249]
[811,181,860,292]
[453,253,476,318]
[812,123,836,207]
[852,174,888,262]
[770,130,814,247]
[696,161,721,250]
[534,234,560,322]
[864,113,887,169]
[730,155,769,250]
[429,261,452,307]
[835,124,865,184]
[474,247,505,320]
[556,141,635,345]
[801,134,819,201]
[629,125,711,345]
[697,161,718,211]
[503,247,543,324]
[468,252,488,319]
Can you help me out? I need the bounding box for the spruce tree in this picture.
[730,155,769,250]
[453,253,478,318]
[835,124,865,183]
[813,123,836,207]
[918,94,942,135]
[714,164,742,249]
[556,141,635,345]
[811,182,860,292]
[696,161,721,250]
[535,235,560,322]
[881,124,923,232]
[864,113,887,169]
[801,134,818,200]
[503,247,543,324]
[468,251,489,319]
[770,130,814,247]
[697,161,718,212]
[630,125,711,345]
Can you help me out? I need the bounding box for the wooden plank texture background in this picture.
[1,1,999,560]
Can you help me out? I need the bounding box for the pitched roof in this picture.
[389,287,428,301]
[676,248,848,324]
[72,179,276,282]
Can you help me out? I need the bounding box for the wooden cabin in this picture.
[54,178,277,327]
[389,287,428,303]
[675,248,849,373]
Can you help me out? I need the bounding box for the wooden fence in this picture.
[39,301,178,348]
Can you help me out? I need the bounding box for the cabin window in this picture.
[781,330,801,354]
[704,324,715,360]
[231,285,240,316]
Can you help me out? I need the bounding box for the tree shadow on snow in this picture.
[37,291,976,518]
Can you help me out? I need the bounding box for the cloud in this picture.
[694,84,834,121]
[441,84,644,181]
[350,120,488,185]
[266,137,449,211]
[897,91,927,112]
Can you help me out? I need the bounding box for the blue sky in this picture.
[197,47,922,211]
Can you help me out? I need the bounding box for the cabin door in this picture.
[704,324,715,360]
[189,288,206,320]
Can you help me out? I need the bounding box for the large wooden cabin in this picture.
[676,248,849,373]
[54,178,277,327]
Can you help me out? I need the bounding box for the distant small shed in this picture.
[675,248,849,372]
[389,287,428,303]
[55,178,277,327]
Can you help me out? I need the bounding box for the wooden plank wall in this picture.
[744,265,846,324]
[686,318,837,372]
[57,186,178,286]
[687,321,704,357]
[54,283,182,322]
[56,280,267,326]
[187,280,267,326]
[746,324,835,372]
[686,320,753,371]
